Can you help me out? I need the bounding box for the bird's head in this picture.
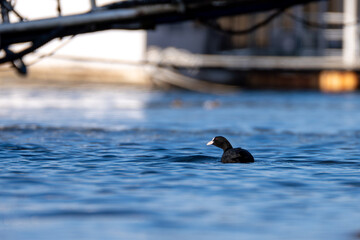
[207,136,233,151]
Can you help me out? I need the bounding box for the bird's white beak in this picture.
[206,140,214,145]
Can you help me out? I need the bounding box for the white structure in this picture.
[2,0,148,84]
[343,0,359,68]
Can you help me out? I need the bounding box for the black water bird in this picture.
[207,136,254,163]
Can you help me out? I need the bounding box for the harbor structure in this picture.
[0,0,359,92]
[147,0,360,92]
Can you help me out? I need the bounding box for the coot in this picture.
[207,136,254,163]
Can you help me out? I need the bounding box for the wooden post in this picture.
[90,0,97,11]
[57,0,62,16]
[343,0,359,68]
[293,6,303,55]
[316,1,326,56]
[0,0,10,23]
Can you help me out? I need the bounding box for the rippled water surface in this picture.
[1,87,360,240]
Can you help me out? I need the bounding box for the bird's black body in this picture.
[207,136,254,163]
[221,147,254,163]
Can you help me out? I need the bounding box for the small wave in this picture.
[0,91,146,110]
[271,180,308,188]
[2,124,360,142]
[101,154,118,158]
[341,181,360,187]
[276,158,360,167]
[20,209,156,219]
[316,160,358,165]
[0,124,109,133]
[176,147,197,151]
[118,142,142,146]
[0,143,49,152]
[0,125,249,142]
[167,154,218,162]
[141,170,160,175]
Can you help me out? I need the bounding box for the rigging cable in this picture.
[285,12,360,29]
[0,0,26,21]
[198,7,286,35]
[27,35,76,66]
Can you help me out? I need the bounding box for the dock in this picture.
[0,0,359,92]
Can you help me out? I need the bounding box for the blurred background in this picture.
[0,0,359,92]
[1,1,360,240]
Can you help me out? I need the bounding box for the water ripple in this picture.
[2,90,360,240]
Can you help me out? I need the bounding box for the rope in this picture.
[286,12,360,29]
[199,8,286,35]
[0,0,26,21]
[27,35,75,66]
[149,65,239,93]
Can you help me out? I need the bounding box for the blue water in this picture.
[1,87,360,240]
